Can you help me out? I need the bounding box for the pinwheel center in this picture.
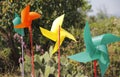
[96,45,108,54]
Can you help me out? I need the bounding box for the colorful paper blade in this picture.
[51,14,65,32]
[61,28,76,41]
[84,21,96,56]
[51,36,65,56]
[40,27,57,41]
[68,51,99,63]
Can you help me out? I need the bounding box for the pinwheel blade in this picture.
[92,34,120,45]
[61,28,76,41]
[101,33,120,45]
[50,36,65,57]
[40,27,57,41]
[51,14,65,32]
[21,5,30,23]
[68,51,99,63]
[98,53,110,77]
[29,12,41,20]
[84,22,96,56]
[14,23,27,28]
[15,13,19,17]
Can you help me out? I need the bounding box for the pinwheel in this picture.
[40,14,76,56]
[40,14,76,77]
[68,22,120,77]
[12,13,25,77]
[14,5,41,77]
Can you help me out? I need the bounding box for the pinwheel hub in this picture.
[96,45,108,54]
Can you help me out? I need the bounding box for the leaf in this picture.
[44,65,50,77]
[43,52,50,63]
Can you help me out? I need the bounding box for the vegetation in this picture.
[0,0,120,77]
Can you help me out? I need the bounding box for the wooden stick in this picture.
[58,26,60,77]
[94,60,97,77]
[29,27,35,77]
[21,36,24,77]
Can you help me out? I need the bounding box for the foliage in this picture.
[0,48,15,73]
[23,50,88,77]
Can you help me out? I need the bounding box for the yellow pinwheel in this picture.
[40,14,76,57]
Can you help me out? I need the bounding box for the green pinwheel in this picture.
[12,13,24,36]
[68,22,120,77]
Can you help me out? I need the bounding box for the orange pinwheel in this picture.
[14,5,41,77]
[14,5,41,29]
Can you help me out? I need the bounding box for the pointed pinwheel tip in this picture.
[84,21,91,38]
[57,14,65,22]
[15,13,19,17]
[74,38,77,42]
[85,21,89,29]
[26,5,30,8]
[61,14,65,17]
[60,14,65,21]
[86,21,89,24]
[12,13,21,26]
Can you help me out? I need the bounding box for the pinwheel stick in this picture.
[21,36,24,77]
[94,60,97,77]
[29,27,35,77]
[58,25,60,77]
